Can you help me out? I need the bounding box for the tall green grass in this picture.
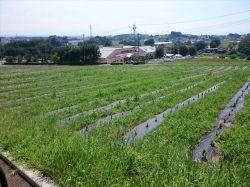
[0,60,249,186]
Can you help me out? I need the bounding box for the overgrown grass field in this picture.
[0,59,250,186]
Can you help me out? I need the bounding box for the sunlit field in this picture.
[0,59,249,186]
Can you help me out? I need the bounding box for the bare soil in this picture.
[0,159,31,187]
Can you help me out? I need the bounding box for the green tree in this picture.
[186,40,191,46]
[55,44,100,64]
[119,40,128,45]
[81,44,100,62]
[33,55,38,62]
[228,33,240,38]
[26,54,32,63]
[170,31,182,37]
[210,42,217,48]
[155,46,164,58]
[171,43,179,55]
[211,39,221,47]
[188,46,197,56]
[2,39,54,58]
[87,36,112,47]
[179,45,188,56]
[228,37,238,51]
[195,41,207,51]
[17,56,22,63]
[144,39,155,46]
[47,35,62,47]
[6,56,15,64]
[52,53,59,63]
[238,36,250,56]
[145,53,153,60]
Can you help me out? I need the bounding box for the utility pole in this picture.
[90,24,92,38]
[0,45,2,63]
[137,33,140,60]
[16,33,20,56]
[44,44,46,63]
[132,23,137,59]
[83,32,85,63]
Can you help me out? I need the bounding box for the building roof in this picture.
[99,47,118,58]
[155,42,172,45]
[166,53,174,57]
[139,46,156,53]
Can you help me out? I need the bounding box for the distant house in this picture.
[0,37,10,44]
[98,44,156,63]
[154,42,172,47]
[203,47,227,53]
[217,47,227,53]
[175,54,183,59]
[165,54,175,58]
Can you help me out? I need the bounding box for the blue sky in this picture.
[0,0,249,37]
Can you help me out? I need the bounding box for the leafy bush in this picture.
[219,55,226,59]
[230,55,237,59]
[17,56,22,63]
[247,56,250,60]
[238,55,246,59]
[33,55,39,62]
[229,50,237,55]
[6,56,15,64]
[133,60,145,65]
[110,61,123,65]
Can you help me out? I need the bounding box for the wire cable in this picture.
[137,10,250,26]
[176,19,250,33]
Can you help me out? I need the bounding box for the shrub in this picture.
[133,60,145,65]
[230,55,237,59]
[229,50,237,55]
[33,55,39,62]
[17,56,22,63]
[219,55,226,59]
[239,55,246,59]
[210,141,215,147]
[110,61,123,65]
[6,56,15,64]
[247,56,250,60]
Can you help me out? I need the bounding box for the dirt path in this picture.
[0,159,31,187]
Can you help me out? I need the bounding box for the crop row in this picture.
[0,64,214,100]
[0,65,226,112]
[0,61,249,186]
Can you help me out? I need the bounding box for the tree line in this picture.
[0,35,106,65]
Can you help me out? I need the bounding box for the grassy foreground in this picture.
[0,59,250,186]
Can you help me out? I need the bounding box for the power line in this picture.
[132,23,137,57]
[137,10,250,26]
[92,26,131,36]
[83,10,249,36]
[167,19,250,33]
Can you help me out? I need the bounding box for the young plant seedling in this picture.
[210,141,215,147]
[202,150,207,162]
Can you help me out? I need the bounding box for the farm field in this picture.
[0,59,250,186]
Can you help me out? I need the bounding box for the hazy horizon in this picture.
[1,0,250,37]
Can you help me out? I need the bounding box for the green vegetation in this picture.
[155,46,164,58]
[0,59,250,186]
[143,38,155,46]
[218,91,250,186]
[238,35,250,56]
